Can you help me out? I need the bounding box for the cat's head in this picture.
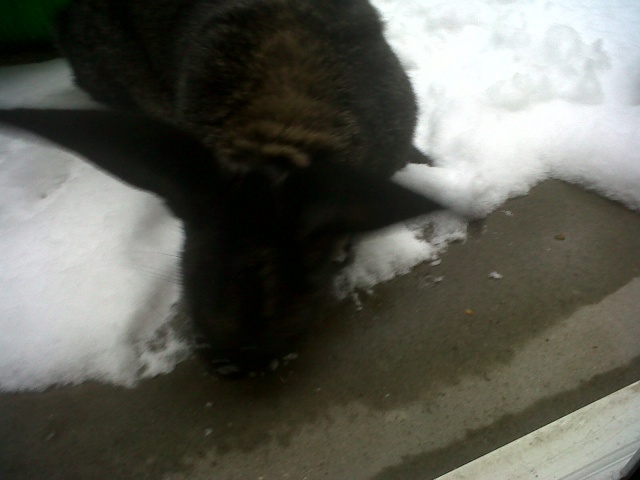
[0,108,444,377]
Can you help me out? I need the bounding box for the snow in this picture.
[0,62,188,391]
[1,0,640,391]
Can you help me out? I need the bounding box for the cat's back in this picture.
[176,0,415,175]
[57,0,417,175]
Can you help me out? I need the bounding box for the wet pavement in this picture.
[2,179,640,480]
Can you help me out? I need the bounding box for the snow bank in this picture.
[1,0,639,391]
[0,62,188,390]
[342,0,640,297]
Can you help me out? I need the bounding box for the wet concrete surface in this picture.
[2,179,640,480]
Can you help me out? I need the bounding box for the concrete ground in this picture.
[1,179,640,480]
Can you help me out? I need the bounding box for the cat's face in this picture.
[179,170,354,376]
[181,205,351,376]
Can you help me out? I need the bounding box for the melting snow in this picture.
[1,0,639,391]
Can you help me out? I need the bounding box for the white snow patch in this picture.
[0,63,188,391]
[2,0,640,390]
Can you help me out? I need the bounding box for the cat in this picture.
[42,0,440,376]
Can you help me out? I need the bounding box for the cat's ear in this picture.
[0,108,219,218]
[281,163,444,238]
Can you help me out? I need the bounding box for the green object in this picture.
[0,0,71,44]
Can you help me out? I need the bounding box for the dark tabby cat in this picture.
[32,0,442,375]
